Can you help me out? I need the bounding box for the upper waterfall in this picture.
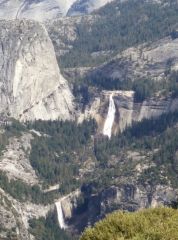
[103,94,116,139]
[55,201,67,229]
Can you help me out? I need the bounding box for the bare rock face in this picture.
[0,0,76,21]
[99,185,177,214]
[0,19,74,121]
[0,188,51,240]
[55,189,81,221]
[54,182,178,233]
[0,0,113,21]
[67,0,114,16]
[0,133,38,185]
[78,90,178,135]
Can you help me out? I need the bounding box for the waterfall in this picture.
[103,94,116,139]
[55,201,67,229]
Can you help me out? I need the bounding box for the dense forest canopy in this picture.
[61,0,178,68]
[27,119,97,193]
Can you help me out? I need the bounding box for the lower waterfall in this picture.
[55,201,67,229]
[103,94,116,139]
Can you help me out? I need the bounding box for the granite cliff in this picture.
[0,0,178,239]
[0,0,113,22]
[0,19,74,121]
[78,90,178,135]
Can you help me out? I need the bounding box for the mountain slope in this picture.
[67,0,114,16]
[0,0,113,22]
[59,0,178,68]
[0,0,76,21]
[0,19,74,121]
[1,0,178,239]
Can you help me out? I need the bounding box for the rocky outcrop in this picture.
[90,36,178,83]
[67,0,114,16]
[54,183,178,233]
[0,0,113,22]
[99,184,177,214]
[89,184,178,224]
[0,188,51,240]
[55,189,81,222]
[46,15,97,59]
[0,133,38,185]
[78,90,178,135]
[0,0,76,22]
[0,19,74,121]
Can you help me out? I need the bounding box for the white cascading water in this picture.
[55,201,67,229]
[103,94,116,139]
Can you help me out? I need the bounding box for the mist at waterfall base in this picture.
[55,201,67,229]
[103,94,116,139]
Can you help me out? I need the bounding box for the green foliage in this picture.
[85,67,178,101]
[132,79,155,102]
[0,119,26,155]
[86,73,161,101]
[138,166,167,187]
[0,133,8,155]
[94,111,178,188]
[4,119,26,137]
[124,110,178,138]
[80,208,178,240]
[61,0,178,68]
[167,70,178,97]
[28,120,97,192]
[29,211,72,240]
[73,83,91,109]
[0,171,56,204]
